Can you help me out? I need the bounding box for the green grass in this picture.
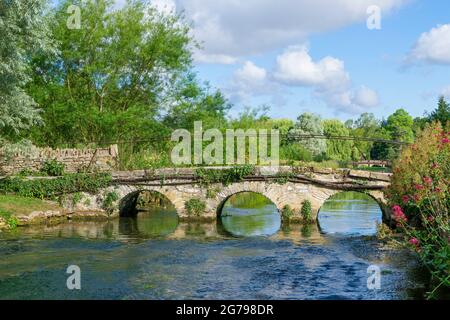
[0,194,62,216]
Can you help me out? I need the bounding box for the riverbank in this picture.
[0,194,110,230]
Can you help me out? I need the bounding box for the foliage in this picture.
[41,159,65,176]
[428,96,450,127]
[102,191,119,213]
[72,192,83,207]
[195,165,255,187]
[323,119,353,161]
[385,122,450,299]
[281,205,294,221]
[280,144,312,162]
[273,172,294,185]
[0,173,112,200]
[301,200,313,223]
[349,113,380,161]
[185,198,206,216]
[0,0,55,139]
[0,194,62,216]
[0,139,39,163]
[206,187,221,199]
[0,209,19,230]
[288,113,326,157]
[385,109,415,143]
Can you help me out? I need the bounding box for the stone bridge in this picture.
[67,166,392,223]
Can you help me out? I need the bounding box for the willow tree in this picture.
[27,0,198,146]
[323,119,352,161]
[0,0,54,141]
[288,113,326,158]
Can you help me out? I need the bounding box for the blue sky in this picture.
[174,0,450,121]
[104,1,450,121]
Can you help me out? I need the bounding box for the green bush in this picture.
[185,198,206,216]
[41,159,65,176]
[0,173,112,200]
[72,192,83,206]
[385,122,450,299]
[280,144,313,162]
[196,165,255,187]
[0,209,18,230]
[301,200,313,223]
[281,205,294,221]
[102,191,119,213]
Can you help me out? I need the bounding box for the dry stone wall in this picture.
[0,145,118,175]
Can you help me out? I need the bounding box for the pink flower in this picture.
[409,238,420,246]
[427,216,435,223]
[415,184,424,191]
[392,205,408,223]
[442,138,450,144]
[423,177,433,185]
[402,195,410,204]
[435,187,442,193]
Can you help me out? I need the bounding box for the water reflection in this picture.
[318,192,382,236]
[0,192,428,300]
[220,192,281,237]
[119,209,179,238]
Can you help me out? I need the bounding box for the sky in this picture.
[118,0,450,121]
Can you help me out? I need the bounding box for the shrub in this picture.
[0,173,112,200]
[206,187,221,199]
[385,122,449,299]
[102,191,119,213]
[301,200,313,223]
[0,209,18,230]
[196,165,255,187]
[72,192,83,206]
[281,205,294,221]
[185,198,206,216]
[41,159,65,176]
[280,144,313,162]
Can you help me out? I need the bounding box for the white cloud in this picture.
[151,0,176,14]
[228,61,273,102]
[353,86,380,108]
[408,24,450,65]
[173,0,406,63]
[235,61,267,83]
[272,46,379,114]
[194,52,237,65]
[273,45,350,89]
[114,0,176,13]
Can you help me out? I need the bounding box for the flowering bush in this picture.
[385,122,449,299]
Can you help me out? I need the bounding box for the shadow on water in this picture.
[219,192,281,238]
[318,192,383,237]
[0,191,432,300]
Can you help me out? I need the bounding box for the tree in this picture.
[0,0,54,139]
[349,113,380,160]
[323,119,352,161]
[429,96,450,127]
[163,74,231,131]
[385,109,414,143]
[27,0,196,146]
[288,113,326,157]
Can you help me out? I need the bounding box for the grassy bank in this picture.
[0,194,63,230]
[0,194,61,216]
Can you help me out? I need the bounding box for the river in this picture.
[0,191,428,300]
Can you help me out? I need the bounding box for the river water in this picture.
[0,192,427,300]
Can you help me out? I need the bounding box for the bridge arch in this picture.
[316,190,388,233]
[216,191,280,217]
[114,185,183,217]
[214,182,284,217]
